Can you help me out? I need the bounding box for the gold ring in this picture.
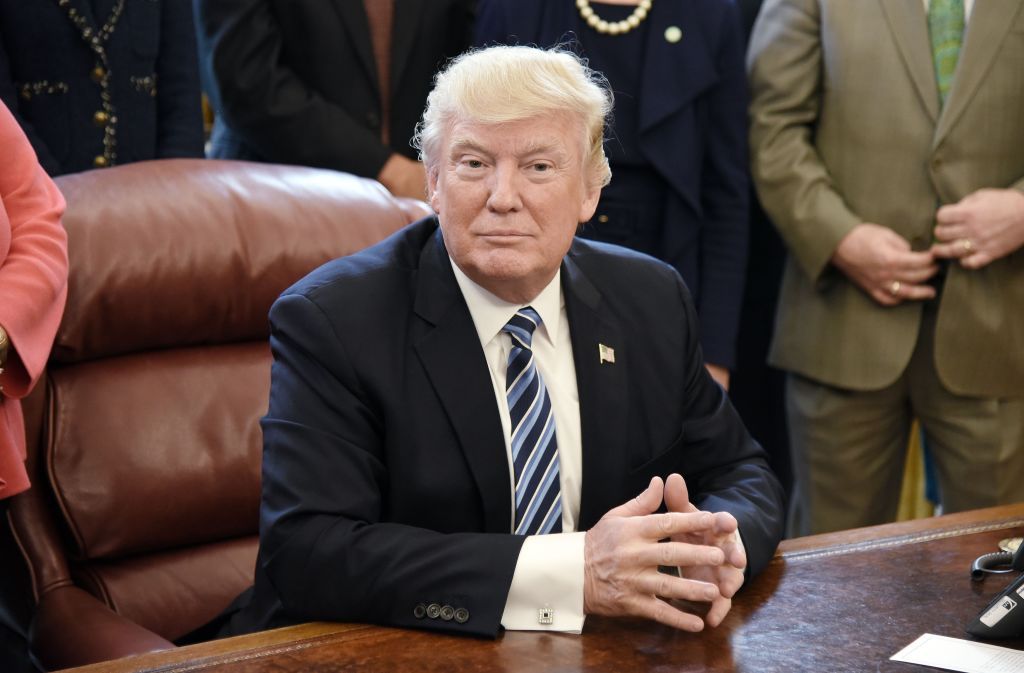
[961,238,973,253]
[889,280,901,296]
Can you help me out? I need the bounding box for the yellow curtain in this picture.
[897,420,935,520]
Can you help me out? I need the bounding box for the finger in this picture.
[638,538,725,568]
[710,511,739,537]
[931,239,973,259]
[626,594,705,633]
[960,251,993,270]
[895,282,937,302]
[642,511,718,541]
[722,536,748,571]
[932,222,969,242]
[870,287,901,307]
[664,473,697,514]
[637,570,720,603]
[603,476,664,519]
[704,595,733,628]
[935,202,970,226]
[898,263,941,284]
[717,565,746,599]
[891,249,938,272]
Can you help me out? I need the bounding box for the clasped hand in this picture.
[583,474,745,632]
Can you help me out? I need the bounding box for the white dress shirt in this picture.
[450,260,587,632]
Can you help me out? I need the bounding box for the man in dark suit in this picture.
[223,45,783,638]
[194,0,475,198]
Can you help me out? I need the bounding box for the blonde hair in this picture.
[413,45,613,189]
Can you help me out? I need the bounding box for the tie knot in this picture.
[503,306,542,348]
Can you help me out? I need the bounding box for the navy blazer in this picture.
[219,217,783,638]
[475,0,749,368]
[195,0,474,179]
[0,0,203,176]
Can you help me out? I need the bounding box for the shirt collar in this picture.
[449,259,562,348]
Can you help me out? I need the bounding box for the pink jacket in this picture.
[0,102,68,499]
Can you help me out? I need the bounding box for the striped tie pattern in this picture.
[928,0,964,106]
[503,307,562,535]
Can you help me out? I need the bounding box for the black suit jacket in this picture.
[194,0,475,177]
[474,0,749,368]
[0,0,203,176]
[223,217,783,638]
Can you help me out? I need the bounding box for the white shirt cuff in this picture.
[500,532,586,633]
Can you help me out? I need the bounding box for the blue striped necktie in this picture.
[503,307,562,535]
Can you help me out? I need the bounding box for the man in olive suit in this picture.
[748,0,1024,535]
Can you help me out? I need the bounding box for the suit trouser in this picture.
[786,302,1024,536]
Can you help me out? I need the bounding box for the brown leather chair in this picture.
[8,159,428,670]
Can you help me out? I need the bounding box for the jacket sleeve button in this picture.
[454,607,470,624]
[426,603,442,619]
[440,605,455,621]
[413,603,427,619]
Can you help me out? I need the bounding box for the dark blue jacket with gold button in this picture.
[0,0,204,176]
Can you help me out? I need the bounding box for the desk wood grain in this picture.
[61,505,1024,673]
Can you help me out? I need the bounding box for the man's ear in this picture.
[578,182,601,224]
[427,166,441,211]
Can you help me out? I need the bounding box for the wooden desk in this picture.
[63,505,1024,673]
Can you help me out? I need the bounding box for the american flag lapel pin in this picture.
[598,343,615,364]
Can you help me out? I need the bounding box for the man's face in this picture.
[428,113,601,303]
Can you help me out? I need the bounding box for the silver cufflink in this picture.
[538,607,555,625]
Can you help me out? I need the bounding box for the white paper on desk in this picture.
[891,633,1024,672]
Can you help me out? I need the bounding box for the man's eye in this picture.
[531,163,551,172]
[464,159,484,169]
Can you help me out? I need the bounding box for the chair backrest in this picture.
[9,159,428,666]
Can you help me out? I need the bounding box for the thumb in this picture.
[604,476,663,519]
[665,472,698,514]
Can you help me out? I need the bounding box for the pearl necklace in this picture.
[576,0,653,35]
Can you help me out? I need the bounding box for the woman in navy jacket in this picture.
[475,0,749,384]
[0,0,204,176]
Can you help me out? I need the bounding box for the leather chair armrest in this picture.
[31,585,175,670]
[395,196,433,223]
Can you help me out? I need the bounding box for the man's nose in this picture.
[486,164,523,212]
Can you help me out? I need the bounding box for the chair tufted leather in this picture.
[8,159,429,670]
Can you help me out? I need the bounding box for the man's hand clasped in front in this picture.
[582,474,746,632]
[831,188,1024,307]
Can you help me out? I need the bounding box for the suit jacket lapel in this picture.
[934,0,1023,146]
[562,251,629,530]
[413,228,512,533]
[390,0,426,96]
[636,1,716,214]
[334,0,378,93]
[878,0,940,124]
[637,1,714,132]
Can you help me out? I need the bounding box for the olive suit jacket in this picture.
[220,217,784,638]
[748,0,1024,396]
